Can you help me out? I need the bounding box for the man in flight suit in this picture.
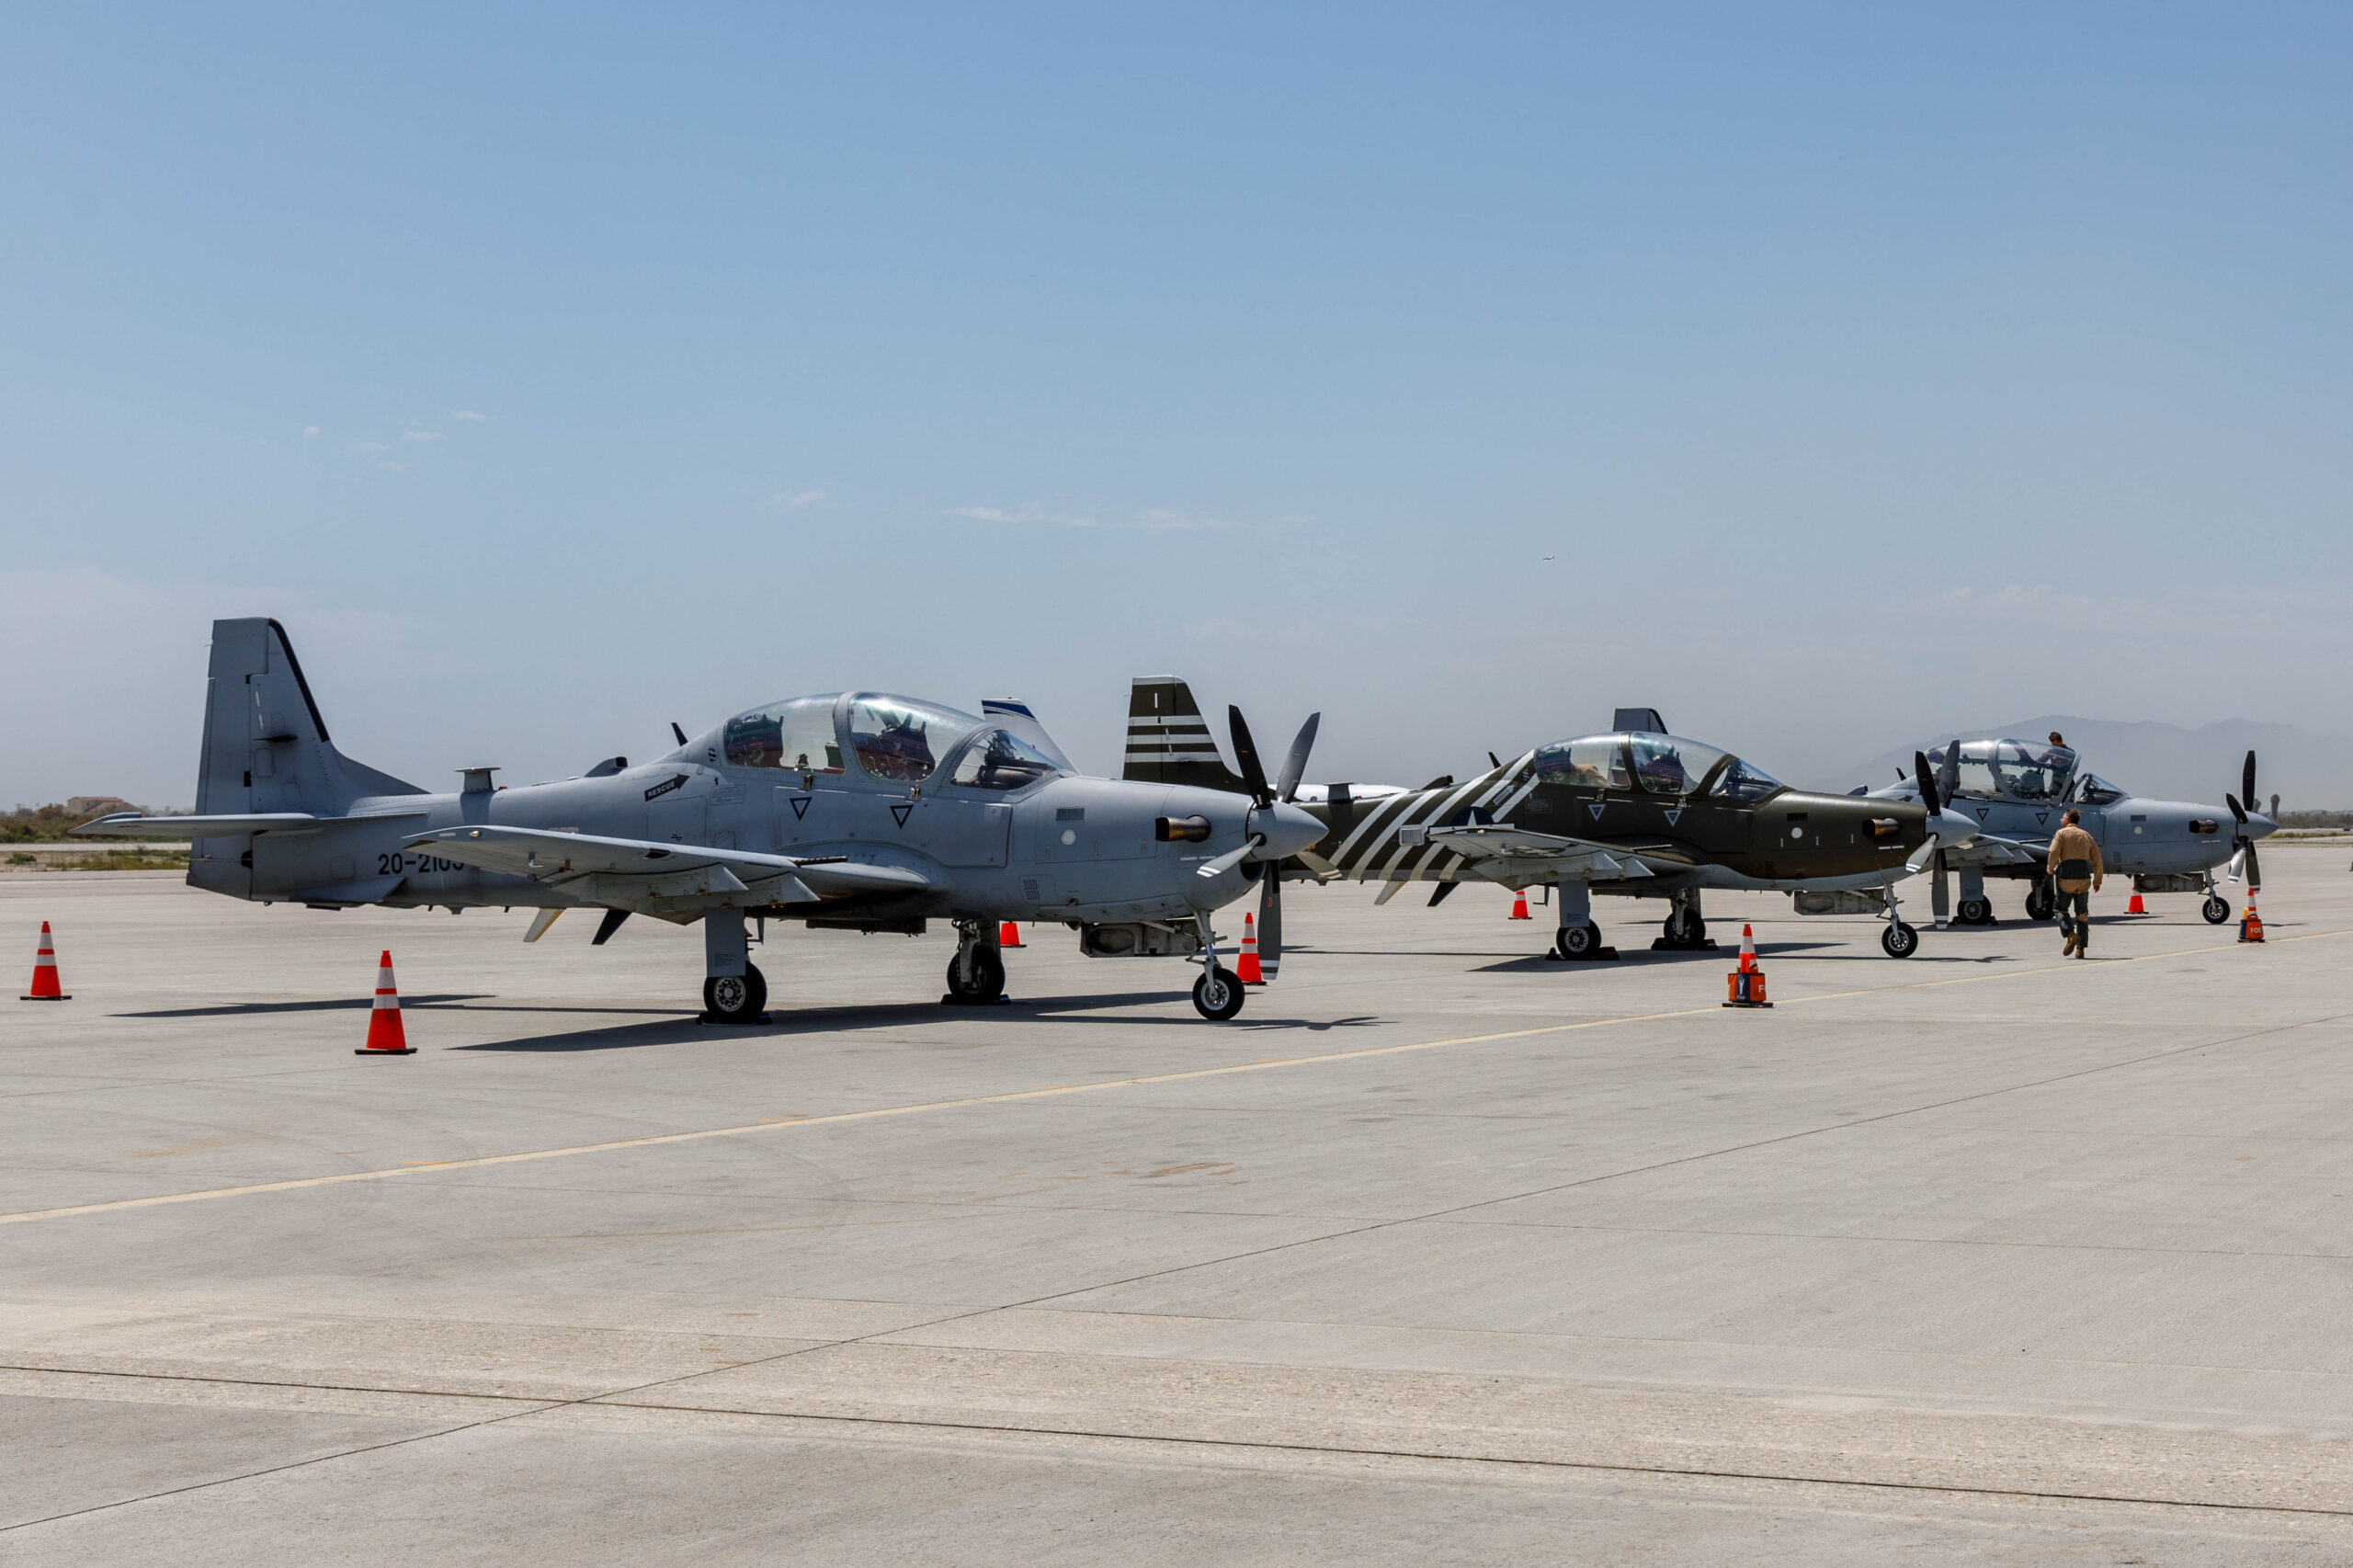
[2046,808,2104,958]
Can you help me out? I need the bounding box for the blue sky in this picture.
[6,5,2350,804]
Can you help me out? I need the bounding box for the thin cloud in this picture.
[949,503,1221,531]
[302,425,320,439]
[756,487,827,510]
[399,430,443,443]
[449,410,489,422]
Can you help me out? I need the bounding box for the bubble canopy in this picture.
[1925,739,2076,803]
[1531,733,1786,802]
[720,693,1059,789]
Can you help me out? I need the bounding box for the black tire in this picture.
[1556,923,1599,960]
[1958,897,1989,925]
[945,946,1006,1002]
[2024,884,2054,922]
[703,960,767,1024]
[2202,894,2231,925]
[1192,966,1245,1020]
[1881,922,1919,959]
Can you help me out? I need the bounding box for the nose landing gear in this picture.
[1191,912,1245,1019]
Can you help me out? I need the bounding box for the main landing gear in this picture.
[1544,882,1617,961]
[943,920,1008,1006]
[700,910,770,1025]
[2024,880,2056,923]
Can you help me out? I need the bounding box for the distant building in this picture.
[67,796,137,819]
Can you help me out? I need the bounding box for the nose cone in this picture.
[1260,801,1326,860]
[1928,809,1982,843]
[2248,812,2279,840]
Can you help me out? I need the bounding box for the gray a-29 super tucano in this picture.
[1123,682,1989,959]
[77,619,1324,1021]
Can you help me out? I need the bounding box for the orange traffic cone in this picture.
[1236,912,1264,985]
[2127,890,2145,914]
[20,922,68,1001]
[356,950,415,1054]
[998,921,1025,949]
[1509,888,1530,920]
[2238,901,2265,944]
[1723,923,1770,1007]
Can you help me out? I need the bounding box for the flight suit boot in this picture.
[2075,924,2089,959]
[2059,915,2077,957]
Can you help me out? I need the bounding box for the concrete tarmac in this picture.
[2,853,2349,1564]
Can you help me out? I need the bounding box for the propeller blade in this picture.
[1906,834,1940,873]
[2226,792,2247,825]
[1931,848,1950,927]
[1938,745,1960,804]
[1275,712,1321,804]
[1258,873,1282,979]
[1228,706,1271,806]
[1914,752,1941,818]
[2243,751,2257,813]
[2245,841,2262,892]
[1195,835,1264,879]
[2228,846,2246,884]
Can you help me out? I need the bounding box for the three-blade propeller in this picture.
[2224,749,2263,891]
[1192,705,1320,982]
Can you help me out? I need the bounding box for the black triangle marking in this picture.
[790,796,811,820]
[891,802,914,828]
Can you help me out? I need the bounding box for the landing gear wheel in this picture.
[1881,922,1920,959]
[1957,897,1989,925]
[1192,966,1245,1020]
[945,947,1006,1002]
[2024,884,2055,922]
[2202,894,2231,925]
[1555,923,1602,960]
[703,961,767,1024]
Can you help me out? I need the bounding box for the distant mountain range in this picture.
[1810,717,2353,810]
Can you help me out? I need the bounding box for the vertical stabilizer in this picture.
[1124,676,1249,793]
[190,619,426,899]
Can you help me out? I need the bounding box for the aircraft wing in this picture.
[403,825,938,906]
[1931,833,2042,869]
[1419,824,1660,879]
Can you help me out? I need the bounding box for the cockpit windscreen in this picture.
[948,727,1063,791]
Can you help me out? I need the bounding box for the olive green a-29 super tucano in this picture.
[1123,682,2004,961]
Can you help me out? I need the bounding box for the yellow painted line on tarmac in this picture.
[3,924,2346,1228]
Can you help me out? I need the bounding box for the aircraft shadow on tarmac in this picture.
[116,994,494,1017]
[453,993,1385,1051]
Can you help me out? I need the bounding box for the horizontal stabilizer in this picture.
[73,811,427,839]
